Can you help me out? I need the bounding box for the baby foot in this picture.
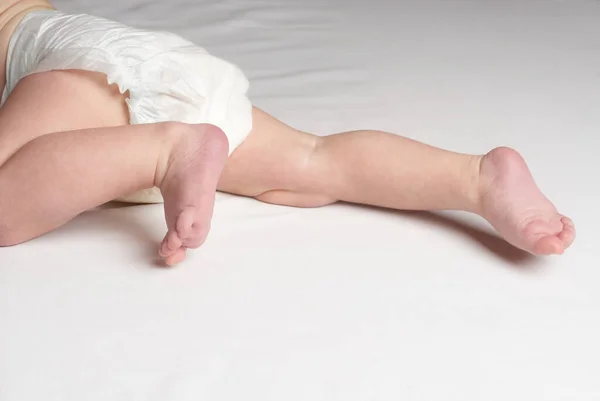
[157,124,229,266]
[478,147,575,255]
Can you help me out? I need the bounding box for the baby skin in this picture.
[158,123,576,265]
[0,2,575,264]
[0,70,575,265]
[0,64,576,267]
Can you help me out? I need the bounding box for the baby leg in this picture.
[308,132,574,255]
[219,108,575,255]
[0,122,228,266]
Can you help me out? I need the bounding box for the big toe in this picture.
[159,230,182,258]
[165,247,187,266]
[176,207,209,249]
[533,235,565,255]
[557,216,576,249]
[158,231,187,266]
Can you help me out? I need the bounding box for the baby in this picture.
[0,0,575,265]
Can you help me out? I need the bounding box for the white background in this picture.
[1,0,599,400]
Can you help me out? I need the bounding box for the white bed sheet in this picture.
[1,0,599,400]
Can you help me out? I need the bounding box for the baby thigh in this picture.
[0,69,129,165]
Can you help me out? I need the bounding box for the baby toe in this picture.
[165,247,187,266]
[175,207,198,240]
[533,235,564,255]
[558,216,576,249]
[159,230,182,257]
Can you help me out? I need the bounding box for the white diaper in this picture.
[1,10,253,203]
